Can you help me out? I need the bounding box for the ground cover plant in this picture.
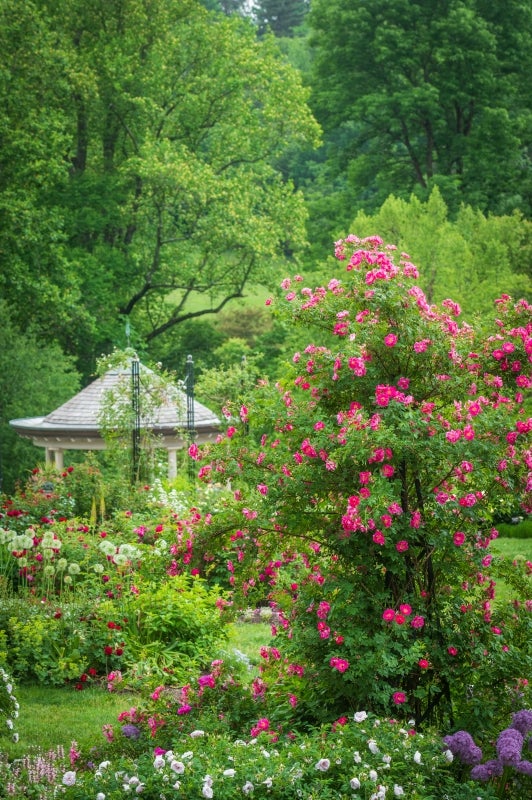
[0,235,530,798]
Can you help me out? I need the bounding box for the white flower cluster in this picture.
[0,666,19,743]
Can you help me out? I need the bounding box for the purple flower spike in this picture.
[471,760,504,782]
[443,731,483,765]
[511,709,532,737]
[496,727,524,765]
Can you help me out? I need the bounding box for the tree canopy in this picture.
[307,0,532,225]
[0,0,320,378]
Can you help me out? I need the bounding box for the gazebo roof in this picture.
[10,363,220,450]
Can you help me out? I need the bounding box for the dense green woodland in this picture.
[0,0,531,491]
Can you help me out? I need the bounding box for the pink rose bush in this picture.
[194,235,531,731]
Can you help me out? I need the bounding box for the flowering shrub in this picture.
[194,235,531,730]
[1,712,498,799]
[0,666,19,744]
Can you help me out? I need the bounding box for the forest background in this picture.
[1,0,531,493]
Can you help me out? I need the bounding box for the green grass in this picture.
[227,622,273,666]
[490,537,532,606]
[491,536,532,562]
[1,684,138,760]
[0,625,273,760]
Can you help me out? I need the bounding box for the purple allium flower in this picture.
[470,760,504,782]
[515,760,532,777]
[496,727,523,765]
[121,724,141,740]
[510,709,532,737]
[442,731,483,765]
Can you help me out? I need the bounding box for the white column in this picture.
[168,449,177,479]
[54,449,64,470]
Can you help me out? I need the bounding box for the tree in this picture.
[0,0,91,353]
[0,302,80,494]
[254,0,309,37]
[350,188,532,318]
[308,0,532,219]
[195,236,532,729]
[0,0,320,379]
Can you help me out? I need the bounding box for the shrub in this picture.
[194,235,532,732]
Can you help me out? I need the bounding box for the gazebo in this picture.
[9,361,220,479]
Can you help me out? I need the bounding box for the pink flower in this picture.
[410,511,422,528]
[288,694,298,707]
[227,426,237,438]
[381,464,395,478]
[396,540,409,552]
[446,430,462,443]
[394,613,406,625]
[399,604,412,616]
[384,333,398,347]
[453,532,466,546]
[257,484,268,495]
[392,692,406,704]
[458,493,476,507]
[330,657,350,673]
[418,658,430,669]
[447,647,458,656]
[188,443,199,460]
[372,531,385,545]
[317,601,331,619]
[413,339,431,353]
[411,616,425,629]
[382,608,395,622]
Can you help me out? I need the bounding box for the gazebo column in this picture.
[168,448,178,479]
[46,448,64,469]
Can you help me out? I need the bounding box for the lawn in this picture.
[0,623,273,760]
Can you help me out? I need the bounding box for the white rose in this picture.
[62,771,76,787]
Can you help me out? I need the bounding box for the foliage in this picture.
[193,235,532,733]
[307,0,532,229]
[0,667,18,745]
[96,349,186,486]
[495,520,532,539]
[349,189,532,318]
[255,0,310,37]
[0,0,320,383]
[0,300,80,494]
[0,711,500,799]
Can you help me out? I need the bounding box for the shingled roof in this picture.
[10,363,220,473]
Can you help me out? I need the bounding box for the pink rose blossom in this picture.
[330,657,350,673]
